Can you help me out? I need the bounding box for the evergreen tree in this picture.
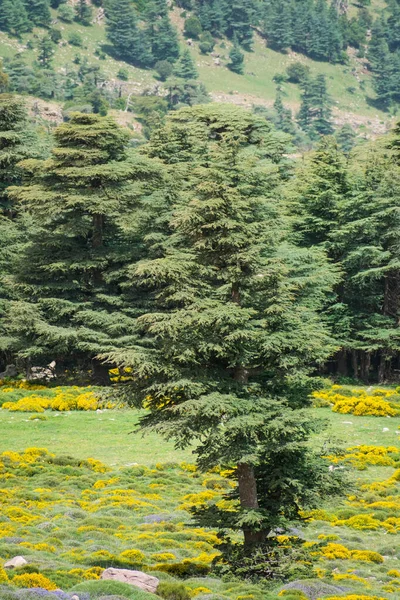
[336,123,357,154]
[0,0,30,34]
[225,0,254,50]
[105,105,339,547]
[147,10,180,64]
[228,36,244,74]
[6,113,161,381]
[184,15,203,39]
[105,0,153,67]
[267,2,292,51]
[330,138,400,381]
[0,95,31,215]
[23,0,50,26]
[74,0,92,25]
[297,75,334,139]
[174,49,198,80]
[37,35,55,69]
[273,89,296,136]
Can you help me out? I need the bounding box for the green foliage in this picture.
[71,579,156,598]
[184,15,202,39]
[74,0,93,26]
[104,104,339,548]
[5,112,161,372]
[157,582,191,600]
[228,37,244,74]
[68,31,83,47]
[297,74,334,139]
[155,60,173,82]
[174,49,198,80]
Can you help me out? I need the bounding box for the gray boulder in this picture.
[101,569,159,593]
[4,556,27,569]
[279,580,349,600]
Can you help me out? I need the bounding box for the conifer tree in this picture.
[0,0,30,34]
[174,49,198,80]
[147,13,180,64]
[297,75,334,139]
[336,123,356,154]
[37,35,55,69]
[273,89,296,136]
[0,95,31,215]
[23,0,51,27]
[7,113,162,380]
[267,2,292,51]
[228,36,244,74]
[75,0,92,25]
[105,105,338,546]
[105,0,153,67]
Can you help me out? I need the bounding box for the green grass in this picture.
[0,382,400,599]
[0,408,192,466]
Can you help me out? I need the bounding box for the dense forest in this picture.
[1,95,400,387]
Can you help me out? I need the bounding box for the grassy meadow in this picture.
[0,381,399,599]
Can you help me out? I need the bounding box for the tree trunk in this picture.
[351,350,358,380]
[92,214,104,249]
[237,463,266,546]
[92,359,110,386]
[337,350,348,376]
[360,351,371,383]
[378,352,388,384]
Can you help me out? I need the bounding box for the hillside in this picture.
[0,0,396,140]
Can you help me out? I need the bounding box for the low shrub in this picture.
[71,580,156,598]
[157,581,192,600]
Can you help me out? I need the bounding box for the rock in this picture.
[71,596,80,600]
[101,568,159,593]
[0,364,17,378]
[382,427,390,432]
[4,555,27,568]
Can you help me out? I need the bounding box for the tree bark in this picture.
[92,359,110,386]
[337,350,348,376]
[237,462,266,546]
[351,350,358,380]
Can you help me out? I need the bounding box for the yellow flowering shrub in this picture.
[76,392,98,411]
[151,552,176,561]
[12,573,57,590]
[388,569,400,577]
[0,568,9,583]
[119,549,146,564]
[335,514,382,531]
[189,587,212,597]
[312,386,399,416]
[332,573,370,587]
[320,543,383,563]
[20,541,56,553]
[3,395,51,412]
[179,490,220,510]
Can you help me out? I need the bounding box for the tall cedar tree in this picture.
[297,75,334,139]
[145,0,180,64]
[0,0,30,34]
[174,49,198,80]
[23,0,51,26]
[0,96,32,363]
[104,0,153,67]
[228,36,244,74]
[104,105,338,545]
[329,133,400,381]
[74,0,92,25]
[7,113,162,381]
